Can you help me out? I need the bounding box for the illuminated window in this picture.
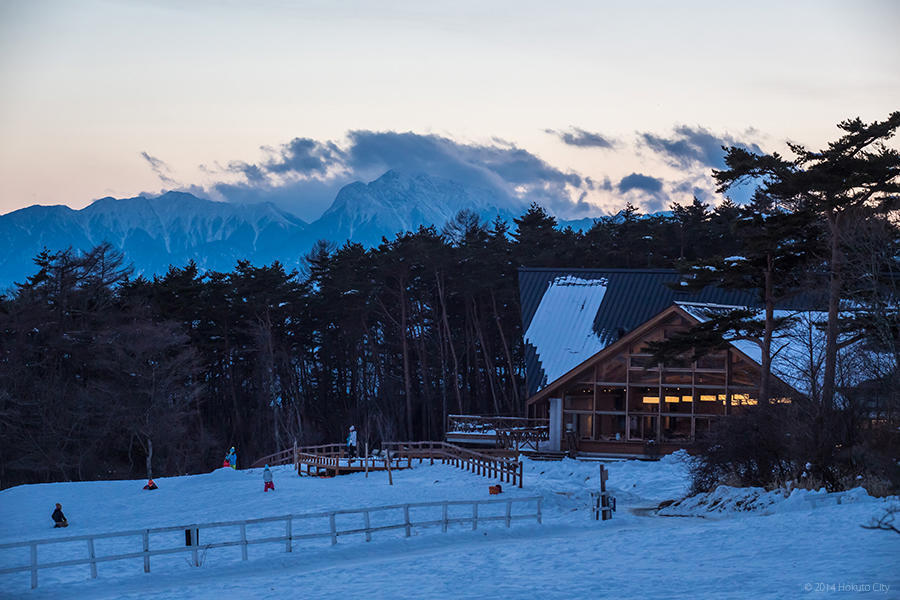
[700,395,716,402]
[642,396,660,404]
[730,393,758,406]
[665,396,679,403]
[682,395,693,403]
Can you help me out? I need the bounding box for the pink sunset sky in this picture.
[1,0,897,220]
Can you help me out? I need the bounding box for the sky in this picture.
[0,0,898,221]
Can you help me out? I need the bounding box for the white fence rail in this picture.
[0,496,542,590]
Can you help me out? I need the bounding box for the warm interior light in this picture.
[730,393,758,406]
[665,396,679,403]
[642,396,660,404]
[682,395,693,402]
[700,395,716,402]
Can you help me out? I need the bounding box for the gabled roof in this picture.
[518,268,761,397]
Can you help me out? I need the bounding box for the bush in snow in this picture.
[689,401,900,495]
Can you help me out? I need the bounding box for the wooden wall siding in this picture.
[537,310,767,445]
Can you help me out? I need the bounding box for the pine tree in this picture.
[714,112,900,407]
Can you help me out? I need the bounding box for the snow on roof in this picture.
[524,276,609,387]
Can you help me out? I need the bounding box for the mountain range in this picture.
[0,170,557,289]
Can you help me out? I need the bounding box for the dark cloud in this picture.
[263,137,345,176]
[200,130,595,220]
[618,173,663,194]
[225,161,268,184]
[617,173,668,213]
[547,127,616,149]
[639,126,763,170]
[140,151,179,187]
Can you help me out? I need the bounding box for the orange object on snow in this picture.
[489,484,502,495]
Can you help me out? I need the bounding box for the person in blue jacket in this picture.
[224,446,237,469]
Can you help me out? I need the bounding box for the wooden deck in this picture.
[253,441,525,487]
[567,439,691,458]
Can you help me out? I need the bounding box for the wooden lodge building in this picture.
[518,268,803,457]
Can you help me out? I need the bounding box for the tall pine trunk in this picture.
[822,211,842,408]
[145,438,153,480]
[491,290,520,413]
[435,273,463,414]
[400,285,414,440]
[760,255,773,405]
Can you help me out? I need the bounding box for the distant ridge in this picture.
[0,171,601,288]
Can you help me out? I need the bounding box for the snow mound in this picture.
[659,484,881,517]
[520,450,692,512]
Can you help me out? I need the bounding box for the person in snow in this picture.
[51,503,68,528]
[346,425,358,459]
[224,446,237,469]
[143,479,158,490]
[263,464,274,492]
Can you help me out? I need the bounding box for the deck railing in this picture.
[447,414,550,434]
[383,441,525,488]
[0,496,542,590]
[252,440,525,486]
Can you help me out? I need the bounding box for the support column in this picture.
[549,397,562,452]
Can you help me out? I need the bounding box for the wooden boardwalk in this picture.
[253,441,524,487]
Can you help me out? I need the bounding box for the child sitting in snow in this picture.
[143,479,158,490]
[51,503,68,528]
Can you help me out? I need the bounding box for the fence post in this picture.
[293,440,298,473]
[191,528,199,567]
[30,542,37,589]
[472,503,478,530]
[442,502,448,533]
[518,462,523,488]
[240,523,248,561]
[364,510,372,542]
[505,500,512,528]
[403,505,411,537]
[329,513,337,545]
[285,518,292,553]
[143,530,150,573]
[88,538,97,578]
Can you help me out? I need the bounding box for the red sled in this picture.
[223,460,230,468]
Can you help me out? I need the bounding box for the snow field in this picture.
[1,452,897,599]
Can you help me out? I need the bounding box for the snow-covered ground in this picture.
[1,453,897,599]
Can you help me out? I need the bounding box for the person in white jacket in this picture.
[347,425,358,459]
[263,464,274,492]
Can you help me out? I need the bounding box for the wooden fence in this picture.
[383,441,524,488]
[0,496,542,590]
